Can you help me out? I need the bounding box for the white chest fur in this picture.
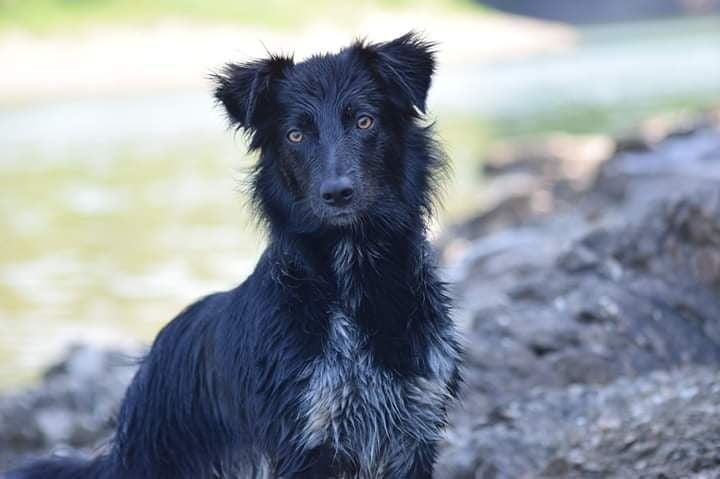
[299,310,455,477]
[297,239,456,476]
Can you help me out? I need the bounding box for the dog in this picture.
[6,32,462,479]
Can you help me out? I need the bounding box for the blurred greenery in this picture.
[0,0,485,32]
[492,95,720,138]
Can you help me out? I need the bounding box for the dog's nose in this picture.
[320,177,354,207]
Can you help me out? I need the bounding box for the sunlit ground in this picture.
[0,0,484,32]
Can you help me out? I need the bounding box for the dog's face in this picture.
[214,33,435,231]
[271,57,385,226]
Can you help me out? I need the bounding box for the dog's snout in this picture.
[320,177,354,207]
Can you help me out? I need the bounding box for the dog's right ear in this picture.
[355,32,436,115]
[212,55,293,133]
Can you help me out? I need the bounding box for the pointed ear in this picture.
[212,54,293,133]
[358,32,436,114]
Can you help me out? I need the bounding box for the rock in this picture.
[0,344,139,470]
[439,133,615,253]
[435,112,720,477]
[438,368,720,479]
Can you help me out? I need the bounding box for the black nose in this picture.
[320,177,354,207]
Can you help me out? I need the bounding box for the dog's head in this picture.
[214,32,440,234]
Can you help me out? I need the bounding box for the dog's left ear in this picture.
[212,54,294,135]
[358,32,436,114]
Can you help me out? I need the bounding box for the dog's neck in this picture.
[269,219,428,308]
[267,214,439,374]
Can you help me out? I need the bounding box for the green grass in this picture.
[0,0,487,33]
[490,93,720,139]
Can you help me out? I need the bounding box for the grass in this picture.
[0,0,487,33]
[490,93,720,139]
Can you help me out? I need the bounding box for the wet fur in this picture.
[5,32,461,479]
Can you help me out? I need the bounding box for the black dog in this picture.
[7,32,461,479]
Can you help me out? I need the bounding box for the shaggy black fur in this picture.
[5,32,462,479]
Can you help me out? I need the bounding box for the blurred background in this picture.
[1,0,720,389]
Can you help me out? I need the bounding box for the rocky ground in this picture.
[2,111,720,477]
[435,109,720,478]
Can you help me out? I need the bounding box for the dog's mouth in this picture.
[312,198,369,228]
[318,207,364,227]
[325,210,357,226]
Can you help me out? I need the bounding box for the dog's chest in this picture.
[296,240,456,476]
[299,310,454,477]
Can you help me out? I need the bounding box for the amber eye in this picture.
[356,115,374,130]
[287,129,304,143]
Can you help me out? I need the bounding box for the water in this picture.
[1,16,719,388]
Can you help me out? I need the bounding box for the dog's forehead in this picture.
[280,50,376,106]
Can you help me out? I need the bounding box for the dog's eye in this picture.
[287,129,304,143]
[356,115,374,130]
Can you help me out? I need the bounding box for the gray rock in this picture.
[437,112,720,478]
[0,344,139,470]
[438,368,720,479]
